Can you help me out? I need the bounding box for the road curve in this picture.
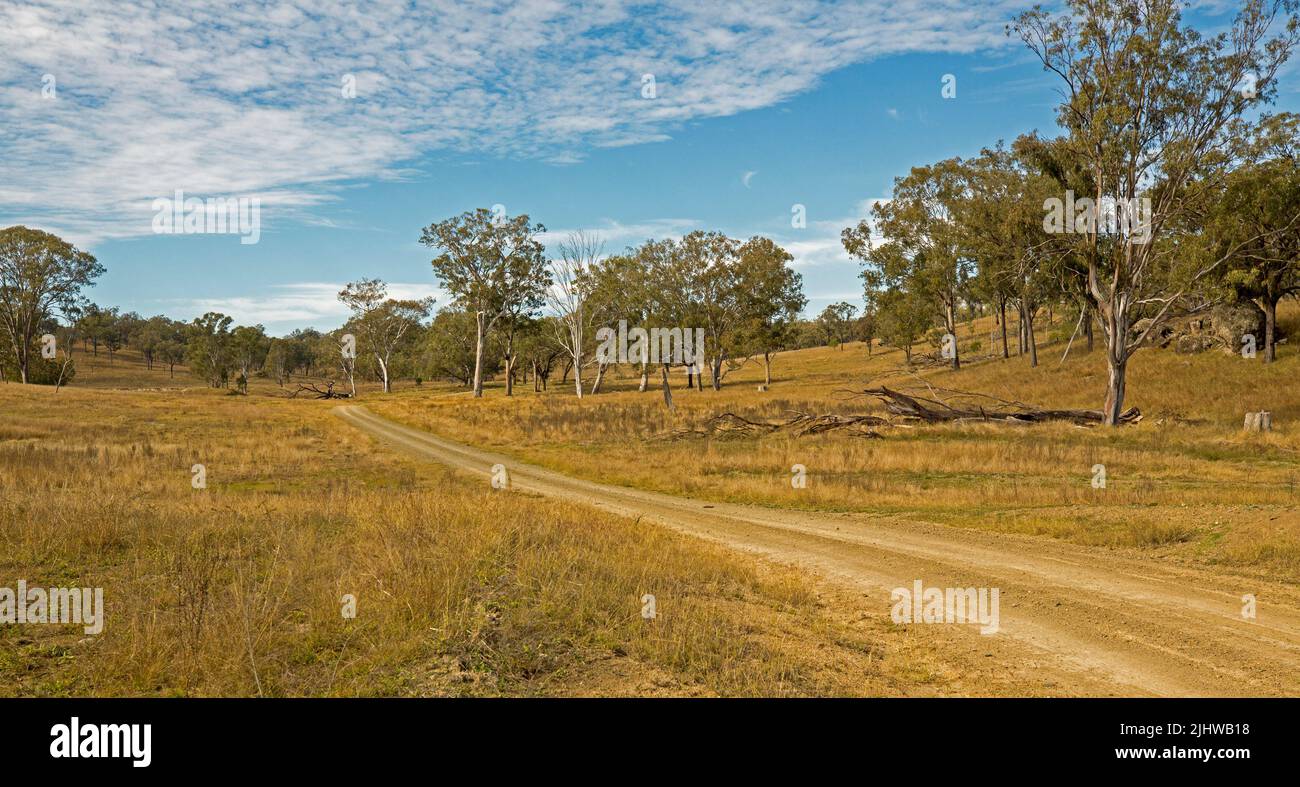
[335,404,1300,697]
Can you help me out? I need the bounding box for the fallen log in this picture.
[653,411,887,441]
[289,381,352,400]
[859,386,1140,425]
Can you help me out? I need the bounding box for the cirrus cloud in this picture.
[0,0,1029,244]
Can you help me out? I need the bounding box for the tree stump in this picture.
[1244,411,1273,432]
[756,385,768,393]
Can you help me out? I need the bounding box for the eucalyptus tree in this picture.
[339,278,433,393]
[954,145,1061,366]
[186,312,234,388]
[420,208,551,397]
[1013,0,1299,423]
[816,302,857,348]
[1207,114,1300,362]
[230,324,271,384]
[547,231,607,398]
[874,288,932,365]
[844,159,972,370]
[735,236,806,384]
[0,226,102,384]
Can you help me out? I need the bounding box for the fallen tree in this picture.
[289,381,352,400]
[859,385,1140,425]
[654,411,887,441]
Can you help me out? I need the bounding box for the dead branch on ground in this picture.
[653,411,887,441]
[858,386,1140,425]
[289,381,352,400]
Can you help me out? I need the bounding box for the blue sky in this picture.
[2,1,1295,335]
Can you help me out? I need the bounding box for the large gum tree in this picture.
[0,226,102,384]
[1013,0,1299,424]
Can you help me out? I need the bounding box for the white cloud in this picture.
[0,0,1028,244]
[773,197,886,269]
[171,281,442,332]
[536,217,702,252]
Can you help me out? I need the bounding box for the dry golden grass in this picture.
[7,306,1296,696]
[368,307,1300,579]
[0,381,1025,697]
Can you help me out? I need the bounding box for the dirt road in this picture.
[336,405,1300,696]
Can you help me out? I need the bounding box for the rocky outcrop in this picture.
[1134,301,1273,354]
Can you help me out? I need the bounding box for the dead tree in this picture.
[289,381,352,400]
[860,386,1140,425]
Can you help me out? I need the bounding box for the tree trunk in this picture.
[378,355,391,393]
[503,335,514,397]
[660,364,674,410]
[1013,304,1022,355]
[590,363,606,395]
[572,354,583,398]
[999,300,1009,359]
[638,362,648,392]
[1085,303,1095,352]
[1026,307,1038,368]
[945,302,960,370]
[763,351,772,386]
[1101,302,1129,426]
[710,356,723,391]
[1102,352,1127,426]
[1264,297,1278,363]
[472,311,486,397]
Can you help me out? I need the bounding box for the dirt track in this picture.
[336,405,1300,696]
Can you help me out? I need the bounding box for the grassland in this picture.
[5,306,1299,697]
[1,359,1055,697]
[367,309,1300,581]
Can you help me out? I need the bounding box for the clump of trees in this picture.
[420,208,550,398]
[413,210,807,406]
[2,211,810,401]
[843,0,1299,424]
